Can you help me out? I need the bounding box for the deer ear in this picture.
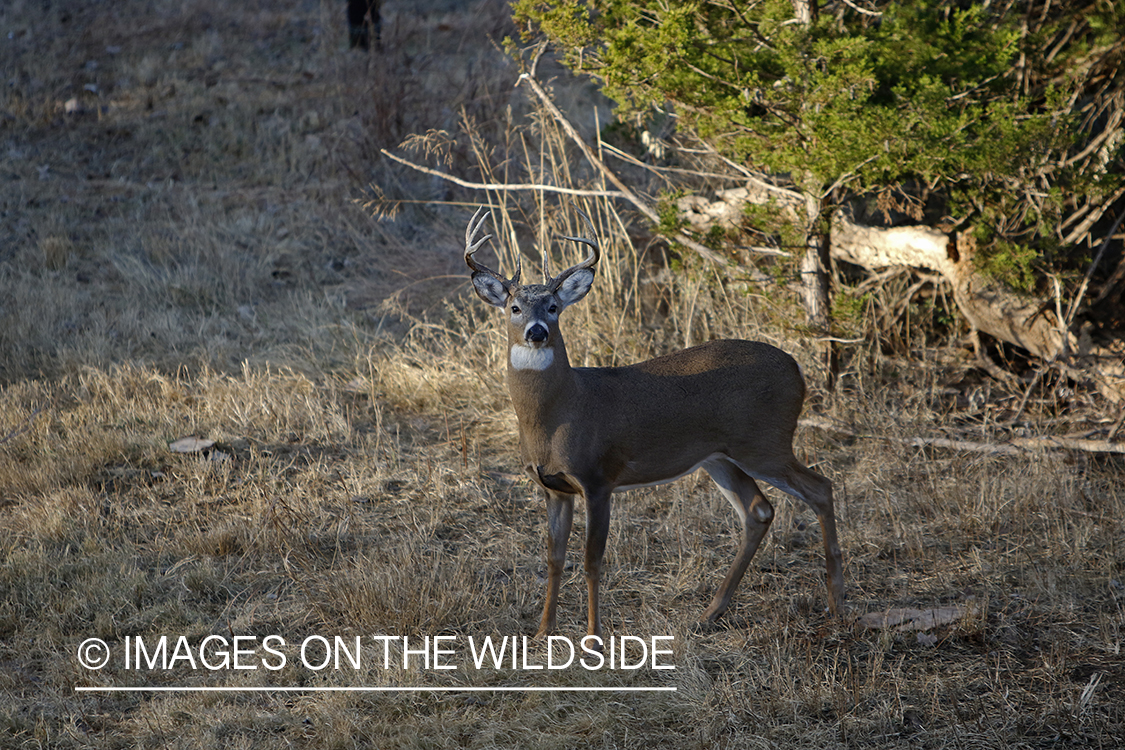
[555,268,594,308]
[471,273,509,308]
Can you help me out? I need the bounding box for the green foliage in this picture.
[514,0,1125,293]
[655,189,686,236]
[515,1,1072,193]
[972,234,1041,294]
[703,224,727,250]
[831,289,872,336]
[741,200,803,252]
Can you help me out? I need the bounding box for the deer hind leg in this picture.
[759,458,845,616]
[700,457,775,624]
[535,490,574,638]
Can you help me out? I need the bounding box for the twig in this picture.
[1065,208,1125,327]
[379,149,626,199]
[1010,366,1048,424]
[515,71,730,266]
[890,273,943,327]
[1093,249,1125,306]
[812,335,866,344]
[855,266,909,294]
[599,140,747,182]
[839,0,883,17]
[693,139,804,203]
[1111,410,1125,442]
[1060,185,1125,248]
[822,154,880,199]
[800,416,1125,455]
[969,329,1021,389]
[1050,274,1069,358]
[733,245,791,258]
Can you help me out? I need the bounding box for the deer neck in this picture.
[506,335,575,428]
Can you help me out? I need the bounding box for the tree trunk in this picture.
[800,195,836,389]
[791,0,817,25]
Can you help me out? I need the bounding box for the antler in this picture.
[465,206,520,285]
[550,209,600,290]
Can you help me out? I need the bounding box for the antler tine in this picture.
[560,209,600,269]
[464,206,495,275]
[465,206,520,286]
[551,209,600,287]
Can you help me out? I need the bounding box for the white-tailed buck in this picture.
[465,207,844,640]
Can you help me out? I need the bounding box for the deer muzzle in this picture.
[526,323,549,345]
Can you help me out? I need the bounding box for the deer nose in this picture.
[526,323,548,343]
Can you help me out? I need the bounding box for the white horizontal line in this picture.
[75,686,676,693]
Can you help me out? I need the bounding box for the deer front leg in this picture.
[583,487,613,643]
[535,490,574,638]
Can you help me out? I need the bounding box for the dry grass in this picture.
[2,0,1124,748]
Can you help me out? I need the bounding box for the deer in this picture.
[464,207,844,643]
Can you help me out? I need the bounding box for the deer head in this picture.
[464,207,600,371]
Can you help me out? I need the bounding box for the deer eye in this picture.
[548,304,558,314]
[511,305,521,315]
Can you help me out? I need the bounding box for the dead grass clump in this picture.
[39,235,75,271]
[305,541,498,636]
[6,487,108,549]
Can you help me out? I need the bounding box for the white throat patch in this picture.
[510,345,554,371]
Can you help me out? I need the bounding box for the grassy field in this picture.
[2,1,1124,747]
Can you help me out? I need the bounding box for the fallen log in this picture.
[678,189,1125,402]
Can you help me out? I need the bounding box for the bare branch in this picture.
[692,139,805,203]
[838,0,883,17]
[599,140,747,182]
[516,71,731,266]
[801,417,1125,455]
[1065,206,1125,327]
[379,149,627,199]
